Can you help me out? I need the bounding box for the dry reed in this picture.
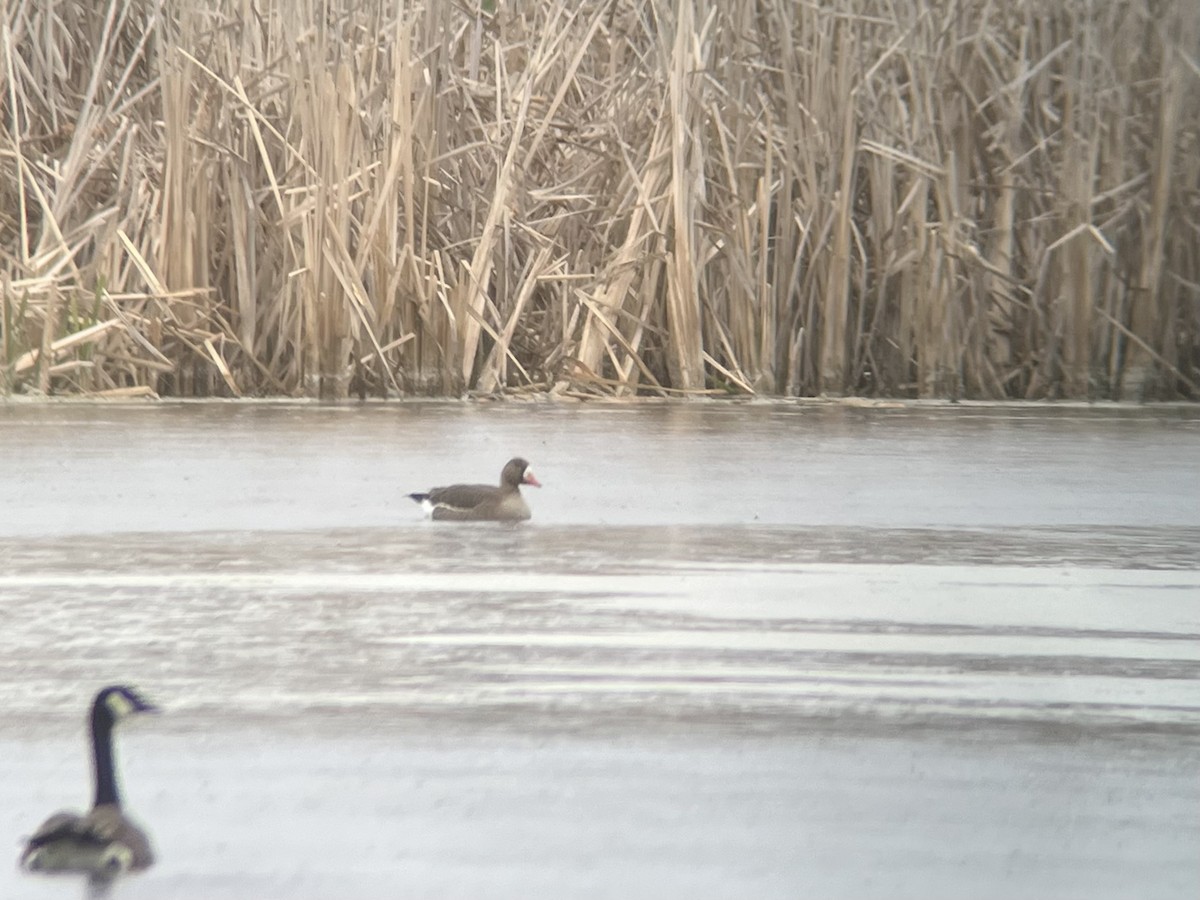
[1,0,1197,400]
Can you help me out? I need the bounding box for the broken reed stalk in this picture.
[0,0,1197,400]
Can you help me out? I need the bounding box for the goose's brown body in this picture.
[21,805,154,874]
[409,457,540,521]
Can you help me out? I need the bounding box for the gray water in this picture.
[0,401,1198,899]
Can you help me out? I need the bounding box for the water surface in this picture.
[0,401,1197,898]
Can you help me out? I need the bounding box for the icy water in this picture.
[0,401,1198,899]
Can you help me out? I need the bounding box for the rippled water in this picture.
[0,401,1198,898]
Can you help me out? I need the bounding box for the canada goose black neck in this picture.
[90,699,120,808]
[88,685,155,809]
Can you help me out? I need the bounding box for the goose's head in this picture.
[92,685,158,727]
[502,457,541,489]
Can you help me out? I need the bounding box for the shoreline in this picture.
[3,392,1199,410]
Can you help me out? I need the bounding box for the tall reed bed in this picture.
[1,0,1197,399]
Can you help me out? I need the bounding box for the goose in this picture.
[20,685,158,878]
[408,457,541,521]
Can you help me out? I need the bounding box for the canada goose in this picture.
[408,457,541,521]
[20,685,158,878]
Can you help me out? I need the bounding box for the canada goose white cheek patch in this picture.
[107,693,135,718]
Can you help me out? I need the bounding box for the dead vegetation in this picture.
[2,0,1198,399]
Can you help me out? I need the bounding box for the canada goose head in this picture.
[94,685,158,727]
[501,457,541,489]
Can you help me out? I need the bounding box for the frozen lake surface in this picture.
[0,401,1198,899]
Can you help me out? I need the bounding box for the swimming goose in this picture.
[408,457,541,521]
[21,685,158,878]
